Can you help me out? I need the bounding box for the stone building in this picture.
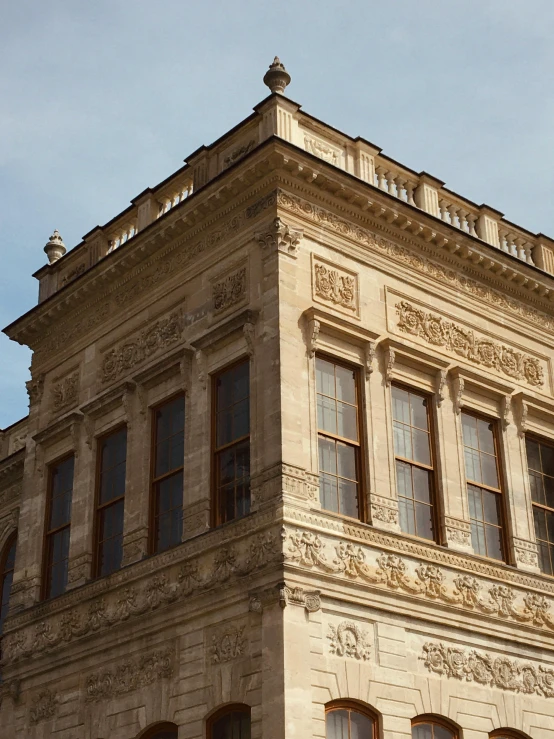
[1,58,554,738]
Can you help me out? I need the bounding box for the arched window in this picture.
[138,722,178,739]
[490,731,531,739]
[412,716,458,739]
[207,704,251,739]
[0,532,17,639]
[325,701,377,738]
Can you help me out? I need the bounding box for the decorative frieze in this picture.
[222,139,256,169]
[327,620,370,660]
[279,584,321,613]
[30,688,58,724]
[304,135,340,165]
[86,647,173,701]
[52,371,80,412]
[282,527,554,633]
[370,495,399,526]
[445,517,472,549]
[210,625,247,664]
[313,258,358,314]
[101,309,183,384]
[422,641,554,698]
[212,265,247,314]
[395,300,544,387]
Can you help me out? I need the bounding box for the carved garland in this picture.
[396,301,544,387]
[52,371,80,412]
[210,625,247,664]
[283,528,554,632]
[212,267,247,313]
[327,620,370,660]
[86,647,173,701]
[422,641,554,698]
[313,262,357,311]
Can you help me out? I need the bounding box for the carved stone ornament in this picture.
[212,266,247,314]
[86,647,173,702]
[30,688,58,724]
[52,371,79,412]
[385,347,396,387]
[371,502,398,525]
[422,641,554,697]
[223,139,255,169]
[307,318,321,358]
[282,527,554,633]
[436,369,448,407]
[396,301,544,387]
[446,526,472,548]
[60,262,86,286]
[26,374,44,406]
[0,678,21,708]
[365,341,377,375]
[101,309,183,384]
[304,135,340,165]
[327,621,370,660]
[2,527,280,665]
[279,583,321,613]
[313,260,357,313]
[210,625,247,664]
[255,217,302,258]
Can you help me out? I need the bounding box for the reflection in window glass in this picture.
[412,721,456,739]
[214,361,250,525]
[392,386,435,541]
[316,358,361,519]
[44,456,74,598]
[210,707,251,739]
[526,436,554,575]
[326,706,375,739]
[461,412,505,561]
[96,428,127,577]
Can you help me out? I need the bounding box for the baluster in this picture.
[405,182,416,207]
[447,204,459,228]
[395,177,406,201]
[438,199,449,222]
[386,171,396,196]
[466,213,477,237]
[514,237,526,261]
[524,242,534,265]
[376,167,387,191]
[458,208,468,233]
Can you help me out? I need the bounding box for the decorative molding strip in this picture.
[100,309,183,384]
[395,301,544,387]
[86,647,173,701]
[313,258,358,313]
[212,265,247,314]
[422,641,554,697]
[52,370,80,412]
[327,620,370,660]
[282,527,554,632]
[30,688,58,724]
[2,527,280,666]
[210,625,247,664]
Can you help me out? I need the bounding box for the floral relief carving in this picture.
[255,217,302,258]
[212,266,247,313]
[52,371,79,412]
[304,135,340,165]
[101,309,183,383]
[25,374,44,406]
[223,139,256,169]
[210,625,247,663]
[371,504,398,525]
[396,301,544,386]
[446,527,472,547]
[313,261,357,312]
[327,621,370,660]
[30,688,59,724]
[282,527,554,632]
[422,641,554,697]
[278,584,321,613]
[86,647,173,701]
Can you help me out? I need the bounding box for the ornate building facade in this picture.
[0,58,553,738]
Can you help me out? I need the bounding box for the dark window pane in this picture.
[411,394,429,431]
[396,460,412,498]
[481,453,499,489]
[338,479,358,518]
[434,726,456,739]
[349,711,373,739]
[547,509,554,542]
[534,506,548,540]
[337,442,356,480]
[168,431,184,471]
[541,443,554,477]
[471,520,487,556]
[529,471,545,504]
[415,502,434,540]
[399,496,416,536]
[485,525,503,561]
[316,357,335,397]
[526,438,541,472]
[233,398,250,439]
[212,711,251,739]
[477,418,496,455]
[537,541,552,575]
[412,429,431,466]
[216,409,233,447]
[412,725,434,739]
[216,370,233,411]
[412,467,432,503]
[50,490,72,530]
[320,474,338,512]
[545,475,554,509]
[482,490,501,525]
[392,386,411,424]
[335,365,356,404]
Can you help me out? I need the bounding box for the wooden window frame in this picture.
[211,358,251,528]
[93,424,127,579]
[461,409,509,563]
[525,432,554,575]
[137,722,179,739]
[148,392,185,554]
[315,353,366,522]
[325,700,378,738]
[206,703,251,738]
[490,731,531,739]
[41,452,74,600]
[412,714,459,738]
[0,531,17,631]
[391,381,440,544]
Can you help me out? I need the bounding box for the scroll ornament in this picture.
[86,648,173,701]
[396,301,544,387]
[213,267,247,313]
[327,621,370,660]
[314,263,356,311]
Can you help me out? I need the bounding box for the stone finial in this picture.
[263,57,291,95]
[44,229,66,264]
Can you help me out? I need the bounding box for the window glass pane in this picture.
[399,496,416,535]
[396,460,412,499]
[415,501,434,540]
[545,475,554,509]
[233,398,250,439]
[50,490,72,530]
[412,429,431,466]
[316,357,335,397]
[393,421,412,459]
[434,726,455,739]
[534,506,548,540]
[349,711,374,739]
[468,485,483,520]
[482,490,501,525]
[411,394,429,431]
[337,442,356,480]
[480,453,499,489]
[412,723,434,739]
[541,443,554,477]
[471,520,487,556]
[392,386,411,424]
[217,409,233,448]
[464,448,481,483]
[338,479,358,518]
[477,418,496,455]
[537,540,552,575]
[216,370,233,411]
[461,413,478,448]
[548,509,554,542]
[233,363,249,402]
[485,524,504,561]
[526,438,541,472]
[326,710,349,739]
[212,711,250,739]
[320,474,339,512]
[529,472,545,505]
[318,396,337,435]
[319,437,337,474]
[100,430,127,504]
[335,365,356,405]
[337,402,357,441]
[413,467,432,503]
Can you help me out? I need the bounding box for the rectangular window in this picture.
[95,427,127,577]
[213,360,250,525]
[151,395,185,552]
[316,356,361,519]
[461,411,505,561]
[526,436,554,575]
[392,385,436,541]
[43,455,74,599]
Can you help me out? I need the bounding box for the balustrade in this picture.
[374,164,417,206]
[157,179,193,218]
[107,220,138,254]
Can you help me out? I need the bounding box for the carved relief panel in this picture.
[312,255,359,317]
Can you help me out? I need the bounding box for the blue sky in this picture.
[1,0,553,428]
